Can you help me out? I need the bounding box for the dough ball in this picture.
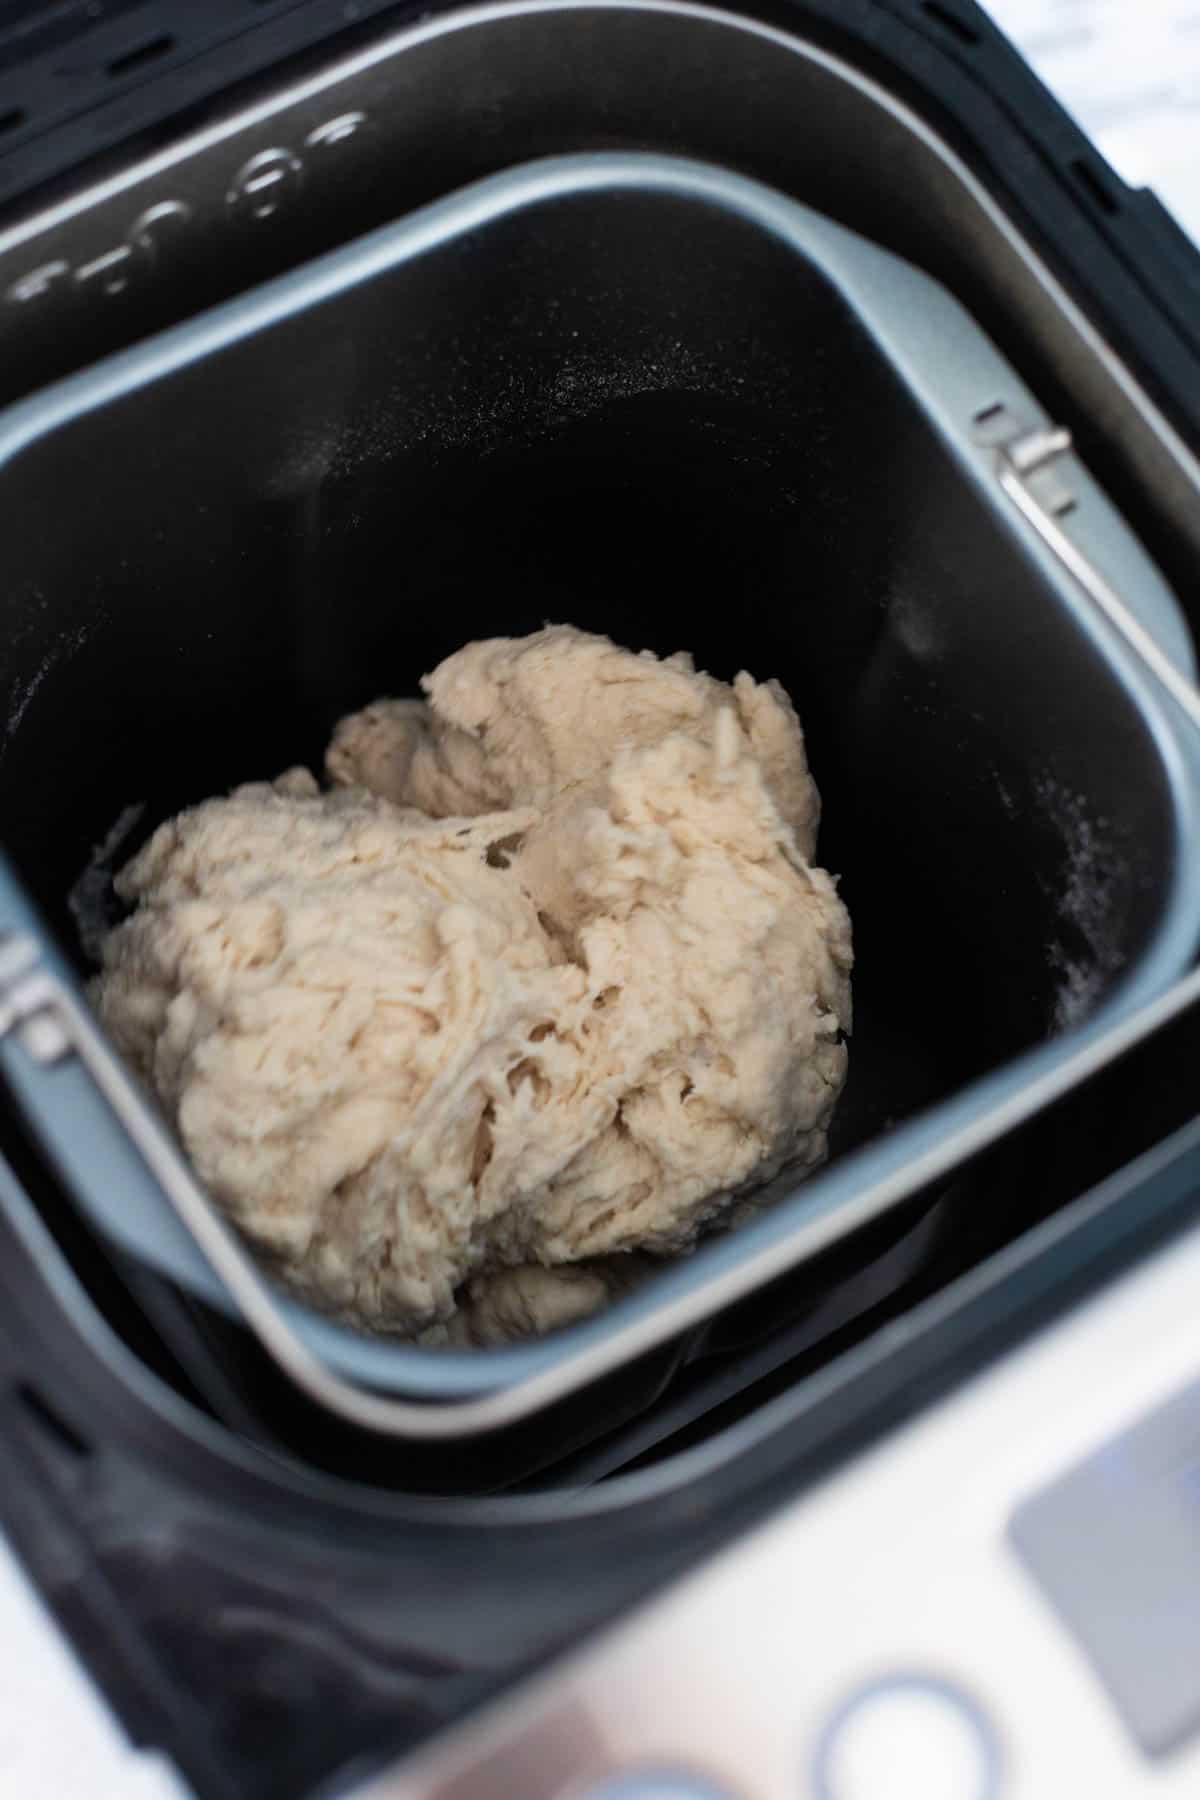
[93,628,852,1340]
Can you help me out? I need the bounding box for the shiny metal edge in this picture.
[4,0,1200,539]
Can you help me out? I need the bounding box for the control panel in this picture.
[362,1205,1200,1799]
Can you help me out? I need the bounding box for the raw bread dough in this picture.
[326,628,821,860]
[93,627,852,1340]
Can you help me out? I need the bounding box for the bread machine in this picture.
[1,3,1200,1795]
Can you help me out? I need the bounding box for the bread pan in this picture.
[0,152,1198,1427]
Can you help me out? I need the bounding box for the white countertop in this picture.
[991,0,1200,242]
[0,1535,185,1798]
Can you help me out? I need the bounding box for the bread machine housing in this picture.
[1,4,1200,1798]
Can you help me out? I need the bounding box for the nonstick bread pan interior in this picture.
[0,152,1198,1409]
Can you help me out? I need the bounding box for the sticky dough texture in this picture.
[93,628,852,1340]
